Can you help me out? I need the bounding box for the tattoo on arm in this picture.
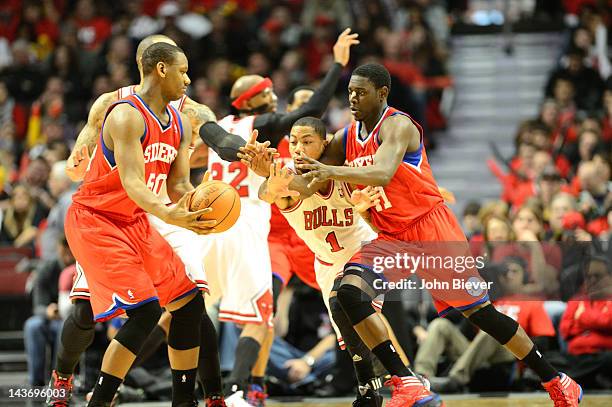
[73,92,116,153]
[182,103,217,131]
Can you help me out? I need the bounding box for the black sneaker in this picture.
[353,385,383,407]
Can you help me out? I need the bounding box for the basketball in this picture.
[189,181,241,233]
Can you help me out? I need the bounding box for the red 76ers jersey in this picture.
[344,106,444,235]
[72,94,183,221]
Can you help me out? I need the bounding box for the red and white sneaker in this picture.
[46,371,73,407]
[384,376,444,407]
[246,384,267,406]
[542,372,583,406]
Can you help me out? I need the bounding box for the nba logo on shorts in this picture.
[466,277,485,297]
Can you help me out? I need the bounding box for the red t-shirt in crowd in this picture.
[560,295,612,355]
[74,16,111,51]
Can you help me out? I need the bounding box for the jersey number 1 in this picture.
[325,231,344,253]
[210,162,249,197]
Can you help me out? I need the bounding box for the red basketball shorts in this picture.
[269,231,318,290]
[348,204,489,317]
[65,204,197,322]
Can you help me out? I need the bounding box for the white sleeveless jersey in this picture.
[117,86,188,205]
[209,115,271,225]
[281,179,376,264]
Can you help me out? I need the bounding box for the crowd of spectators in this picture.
[0,0,610,401]
[451,0,611,394]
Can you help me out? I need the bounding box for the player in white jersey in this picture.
[256,117,412,407]
[204,113,274,406]
[49,34,271,407]
[198,29,359,406]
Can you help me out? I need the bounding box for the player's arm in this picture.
[181,97,216,168]
[285,128,346,199]
[65,91,117,181]
[166,112,194,203]
[105,104,173,220]
[253,29,359,142]
[182,98,269,165]
[297,116,420,187]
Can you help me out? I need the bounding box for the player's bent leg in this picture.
[47,299,96,406]
[329,294,382,407]
[338,271,442,407]
[224,322,268,404]
[88,300,162,406]
[167,292,205,407]
[464,302,582,406]
[195,295,224,403]
[336,275,409,376]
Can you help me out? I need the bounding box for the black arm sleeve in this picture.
[199,122,245,162]
[253,62,343,145]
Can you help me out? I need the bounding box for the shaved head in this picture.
[136,34,176,64]
[230,75,265,100]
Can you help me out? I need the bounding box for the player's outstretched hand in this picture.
[65,145,90,182]
[267,161,300,199]
[333,28,360,67]
[350,186,381,213]
[167,191,217,235]
[238,129,279,177]
[295,153,333,188]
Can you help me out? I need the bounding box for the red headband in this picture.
[231,77,273,109]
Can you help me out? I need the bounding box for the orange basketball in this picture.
[189,181,241,233]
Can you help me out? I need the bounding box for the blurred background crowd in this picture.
[0,0,610,403]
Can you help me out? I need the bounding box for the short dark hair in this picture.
[288,86,314,105]
[141,43,184,75]
[292,116,326,139]
[352,63,391,90]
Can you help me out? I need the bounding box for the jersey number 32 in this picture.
[210,162,249,197]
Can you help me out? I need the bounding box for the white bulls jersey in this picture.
[117,86,188,205]
[280,177,377,265]
[209,115,271,224]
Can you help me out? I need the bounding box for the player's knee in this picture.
[72,299,95,330]
[168,293,204,350]
[115,300,163,355]
[468,304,518,345]
[170,292,205,322]
[337,284,375,325]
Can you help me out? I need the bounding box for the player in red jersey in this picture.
[64,43,212,407]
[53,34,274,407]
[49,35,240,407]
[287,63,582,407]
